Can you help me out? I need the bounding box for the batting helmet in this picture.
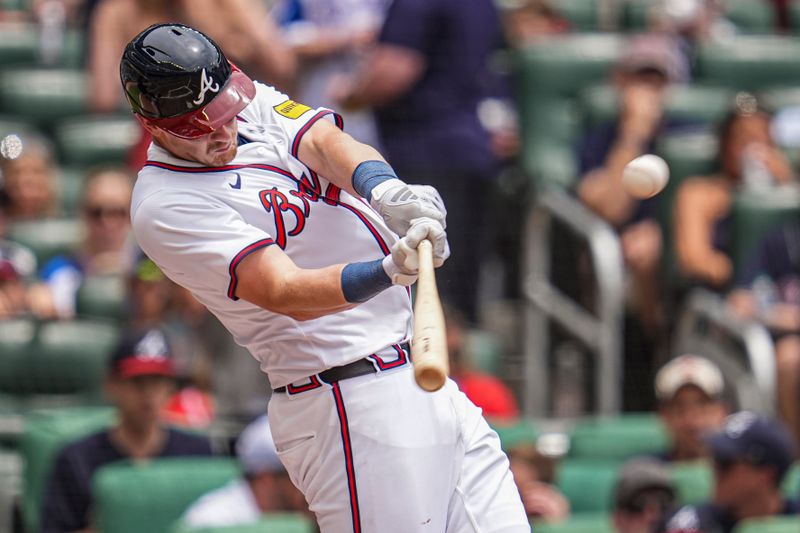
[120,23,256,139]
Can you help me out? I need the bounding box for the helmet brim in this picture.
[141,67,256,139]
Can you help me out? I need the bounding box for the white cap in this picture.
[235,415,285,475]
[655,355,724,402]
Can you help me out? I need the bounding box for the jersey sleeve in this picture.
[132,190,275,301]
[239,82,343,161]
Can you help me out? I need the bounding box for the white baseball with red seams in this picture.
[622,154,670,199]
[131,82,529,532]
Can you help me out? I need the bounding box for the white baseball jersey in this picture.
[131,82,412,388]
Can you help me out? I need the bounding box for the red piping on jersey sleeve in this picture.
[290,110,344,159]
[227,238,275,300]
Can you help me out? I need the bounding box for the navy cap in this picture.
[109,328,175,378]
[706,411,796,481]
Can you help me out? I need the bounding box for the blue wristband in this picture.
[341,259,392,303]
[352,160,398,201]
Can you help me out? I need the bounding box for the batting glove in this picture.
[391,217,450,272]
[369,179,447,237]
[381,254,418,286]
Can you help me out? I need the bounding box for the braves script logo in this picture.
[259,188,307,249]
[192,68,220,105]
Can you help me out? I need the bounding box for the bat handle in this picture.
[412,239,448,392]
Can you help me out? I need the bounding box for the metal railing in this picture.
[521,188,625,417]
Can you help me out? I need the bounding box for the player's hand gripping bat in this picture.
[412,239,449,392]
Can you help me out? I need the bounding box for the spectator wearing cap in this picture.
[576,34,693,409]
[40,328,213,533]
[655,355,728,462]
[180,415,307,528]
[613,458,677,533]
[659,411,799,533]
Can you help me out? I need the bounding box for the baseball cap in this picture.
[655,355,724,402]
[109,328,176,378]
[706,411,796,481]
[614,458,676,511]
[236,415,285,475]
[618,34,687,83]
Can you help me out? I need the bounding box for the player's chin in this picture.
[208,144,238,166]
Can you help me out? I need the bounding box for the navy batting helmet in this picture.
[119,23,256,139]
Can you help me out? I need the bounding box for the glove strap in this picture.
[352,160,399,201]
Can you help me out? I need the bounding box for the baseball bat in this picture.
[412,239,449,392]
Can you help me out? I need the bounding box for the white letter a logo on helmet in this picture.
[192,68,220,105]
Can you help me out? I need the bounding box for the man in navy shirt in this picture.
[336,0,513,322]
[40,328,213,533]
[659,412,799,533]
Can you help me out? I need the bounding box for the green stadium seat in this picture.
[782,463,800,499]
[20,406,115,533]
[521,141,579,190]
[623,0,654,30]
[94,457,239,533]
[0,114,33,138]
[54,114,139,167]
[581,85,735,128]
[173,513,316,533]
[552,0,600,31]
[568,414,668,460]
[465,329,502,375]
[6,217,82,266]
[671,462,712,506]
[626,0,774,33]
[492,420,538,452]
[734,516,800,533]
[0,68,87,127]
[555,459,619,513]
[56,165,86,215]
[532,513,614,533]
[75,274,128,321]
[730,186,800,274]
[0,22,38,66]
[696,37,800,91]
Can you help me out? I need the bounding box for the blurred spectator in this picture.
[613,458,677,533]
[0,133,59,221]
[0,241,36,319]
[655,355,728,462]
[274,0,388,147]
[727,219,800,446]
[88,0,294,115]
[335,0,516,323]
[28,167,134,319]
[578,34,689,334]
[181,415,307,528]
[41,328,213,533]
[507,444,569,523]
[675,94,794,290]
[499,0,569,48]
[446,305,519,423]
[648,0,735,45]
[658,411,798,533]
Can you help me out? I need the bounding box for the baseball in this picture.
[622,154,669,199]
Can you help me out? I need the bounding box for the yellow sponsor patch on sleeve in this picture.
[273,100,312,120]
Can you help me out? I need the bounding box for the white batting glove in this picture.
[391,217,450,272]
[381,254,418,286]
[369,179,447,236]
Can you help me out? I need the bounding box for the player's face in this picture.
[154,117,239,167]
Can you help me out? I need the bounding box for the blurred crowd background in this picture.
[0,0,799,532]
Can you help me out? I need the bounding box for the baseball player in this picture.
[121,24,528,532]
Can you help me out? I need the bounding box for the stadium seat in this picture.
[492,420,538,452]
[568,414,668,460]
[555,459,619,513]
[6,217,82,266]
[56,165,86,215]
[782,463,800,499]
[54,114,140,167]
[671,462,712,506]
[173,513,316,533]
[0,22,38,66]
[696,37,800,91]
[552,0,600,31]
[75,274,128,321]
[730,186,800,274]
[733,516,800,533]
[626,0,774,32]
[20,407,115,533]
[94,457,239,533]
[0,319,119,397]
[580,85,735,128]
[0,114,33,138]
[521,141,579,189]
[0,68,87,127]
[532,513,614,533]
[466,329,502,375]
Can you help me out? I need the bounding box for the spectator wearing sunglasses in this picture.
[659,412,798,533]
[28,168,136,319]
